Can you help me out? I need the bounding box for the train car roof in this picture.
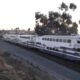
[37,35,80,39]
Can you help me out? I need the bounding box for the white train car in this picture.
[17,35,37,48]
[35,35,80,60]
[3,34,37,48]
[3,34,80,61]
[3,34,19,43]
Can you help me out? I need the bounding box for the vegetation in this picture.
[0,50,55,80]
[35,2,78,35]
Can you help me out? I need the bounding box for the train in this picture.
[3,34,80,61]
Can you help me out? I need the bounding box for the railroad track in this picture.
[4,40,80,73]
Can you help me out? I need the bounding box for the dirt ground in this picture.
[0,49,57,80]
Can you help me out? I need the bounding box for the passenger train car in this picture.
[16,35,36,48]
[3,34,80,61]
[3,34,19,43]
[35,35,80,60]
[3,34,37,47]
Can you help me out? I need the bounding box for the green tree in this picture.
[70,22,78,34]
[59,2,68,11]
[69,3,77,11]
[35,2,78,35]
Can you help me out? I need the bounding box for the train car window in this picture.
[42,38,45,40]
[43,38,45,40]
[47,47,51,49]
[49,47,52,50]
[11,36,16,37]
[50,38,52,41]
[47,38,49,41]
[44,38,45,40]
[57,39,59,42]
[42,38,44,40]
[56,39,58,42]
[59,39,62,42]
[53,39,55,41]
[36,42,41,45]
[47,47,49,49]
[45,38,47,40]
[20,36,30,39]
[63,39,66,42]
[50,47,53,50]
[67,39,71,43]
[77,41,80,43]
[49,47,51,50]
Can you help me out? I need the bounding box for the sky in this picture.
[0,0,80,32]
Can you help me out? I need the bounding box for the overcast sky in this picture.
[0,0,80,32]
